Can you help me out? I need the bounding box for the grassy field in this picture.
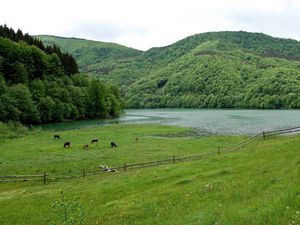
[0,124,300,225]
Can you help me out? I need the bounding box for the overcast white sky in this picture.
[1,0,300,50]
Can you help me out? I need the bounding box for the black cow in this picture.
[64,142,70,148]
[111,142,117,148]
[83,144,89,149]
[54,135,60,139]
[91,139,98,144]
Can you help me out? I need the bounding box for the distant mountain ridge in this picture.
[35,35,142,73]
[37,31,300,109]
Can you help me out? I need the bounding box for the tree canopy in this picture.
[0,26,122,124]
[0,25,78,75]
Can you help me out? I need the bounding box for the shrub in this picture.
[0,121,28,139]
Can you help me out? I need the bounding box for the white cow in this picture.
[100,165,118,172]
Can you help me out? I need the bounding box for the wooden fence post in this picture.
[43,172,46,184]
[173,155,176,163]
[218,147,220,155]
[263,131,265,140]
[124,163,127,172]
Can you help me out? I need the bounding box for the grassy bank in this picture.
[0,124,299,225]
[0,124,242,175]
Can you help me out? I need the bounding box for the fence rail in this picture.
[2,125,300,184]
[0,174,44,178]
[0,173,48,183]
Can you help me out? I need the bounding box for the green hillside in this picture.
[35,35,142,76]
[37,32,300,109]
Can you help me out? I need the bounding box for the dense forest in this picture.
[38,31,300,109]
[1,25,78,75]
[0,25,122,124]
[125,32,300,109]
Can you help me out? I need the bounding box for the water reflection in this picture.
[37,109,300,135]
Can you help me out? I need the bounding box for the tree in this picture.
[47,53,63,76]
[52,100,65,122]
[0,93,21,121]
[68,86,87,118]
[87,81,107,118]
[0,74,6,95]
[12,62,29,84]
[37,97,55,122]
[6,84,40,123]
[30,79,45,101]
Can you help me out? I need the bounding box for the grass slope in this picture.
[35,35,142,75]
[0,124,300,225]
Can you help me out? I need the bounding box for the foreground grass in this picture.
[0,124,300,225]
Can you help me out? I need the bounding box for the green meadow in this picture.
[0,124,300,225]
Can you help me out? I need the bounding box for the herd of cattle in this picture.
[53,134,119,172]
[53,134,118,149]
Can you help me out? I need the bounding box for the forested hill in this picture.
[35,35,141,74]
[0,26,122,124]
[38,31,300,109]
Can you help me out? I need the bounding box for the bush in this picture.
[47,191,87,225]
[0,121,28,139]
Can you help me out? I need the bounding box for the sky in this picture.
[1,0,300,50]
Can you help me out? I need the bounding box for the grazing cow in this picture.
[111,142,117,148]
[91,139,98,144]
[54,135,60,139]
[83,144,89,149]
[64,142,70,148]
[100,165,118,172]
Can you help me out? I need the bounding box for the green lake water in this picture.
[38,109,300,135]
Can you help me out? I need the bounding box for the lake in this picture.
[38,109,300,135]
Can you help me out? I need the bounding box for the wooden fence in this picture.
[1,125,300,184]
[0,173,48,184]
